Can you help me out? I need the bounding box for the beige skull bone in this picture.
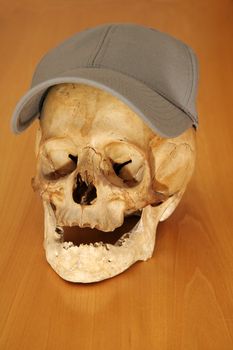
[32,83,196,283]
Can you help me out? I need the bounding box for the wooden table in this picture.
[1,1,233,349]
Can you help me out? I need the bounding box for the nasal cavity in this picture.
[73,173,97,205]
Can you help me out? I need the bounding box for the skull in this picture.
[32,83,196,283]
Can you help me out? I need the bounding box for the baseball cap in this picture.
[11,22,199,138]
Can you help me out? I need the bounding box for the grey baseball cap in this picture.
[11,22,199,138]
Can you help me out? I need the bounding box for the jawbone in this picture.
[42,200,168,283]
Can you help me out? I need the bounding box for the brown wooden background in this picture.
[1,1,233,349]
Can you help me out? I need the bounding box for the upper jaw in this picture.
[51,198,127,232]
[42,201,163,283]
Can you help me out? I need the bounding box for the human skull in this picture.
[32,83,196,283]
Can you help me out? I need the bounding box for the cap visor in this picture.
[11,67,193,137]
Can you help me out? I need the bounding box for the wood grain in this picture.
[0,1,233,349]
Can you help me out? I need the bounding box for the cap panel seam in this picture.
[181,44,193,107]
[186,46,198,124]
[86,25,111,66]
[183,44,195,108]
[92,25,117,66]
[87,25,113,67]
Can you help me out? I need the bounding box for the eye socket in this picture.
[41,152,78,180]
[104,142,145,187]
[39,139,78,180]
[68,154,78,164]
[111,158,143,187]
[113,160,132,176]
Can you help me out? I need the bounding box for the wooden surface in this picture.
[1,1,233,349]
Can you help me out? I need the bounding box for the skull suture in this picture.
[32,83,196,283]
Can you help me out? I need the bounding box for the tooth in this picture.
[62,241,74,250]
[116,240,123,247]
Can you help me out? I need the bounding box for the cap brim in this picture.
[11,67,193,138]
